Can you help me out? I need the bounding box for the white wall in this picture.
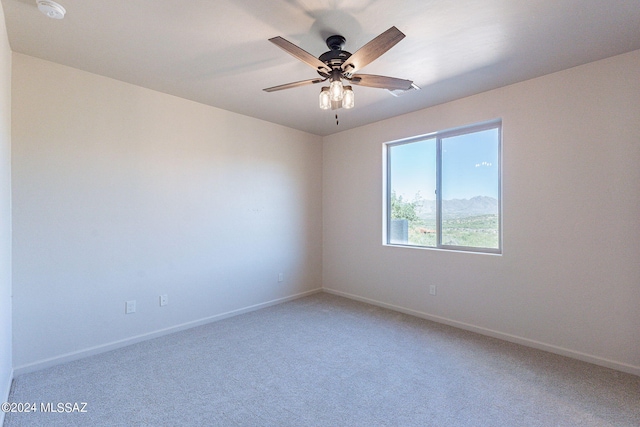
[323,50,640,375]
[0,0,12,418]
[11,54,323,372]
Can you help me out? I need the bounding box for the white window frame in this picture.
[383,119,502,254]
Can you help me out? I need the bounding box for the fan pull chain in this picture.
[335,114,339,125]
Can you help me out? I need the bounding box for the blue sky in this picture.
[390,128,499,201]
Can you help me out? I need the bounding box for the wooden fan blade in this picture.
[341,27,405,75]
[269,37,331,73]
[263,78,326,92]
[350,74,414,90]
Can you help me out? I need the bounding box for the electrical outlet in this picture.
[278,273,284,282]
[125,300,136,314]
[429,285,437,296]
[160,294,168,306]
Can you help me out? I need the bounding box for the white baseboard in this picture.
[323,288,640,377]
[13,288,322,376]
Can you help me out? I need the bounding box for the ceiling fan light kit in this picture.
[329,77,344,101]
[264,26,414,113]
[320,84,354,110]
[319,87,331,109]
[342,86,355,109]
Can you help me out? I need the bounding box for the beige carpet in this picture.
[5,292,639,426]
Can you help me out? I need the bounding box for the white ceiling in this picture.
[3,0,640,136]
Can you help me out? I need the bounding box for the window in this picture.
[384,120,501,253]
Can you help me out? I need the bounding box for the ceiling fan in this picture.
[263,26,416,111]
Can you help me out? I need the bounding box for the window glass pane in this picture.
[441,128,500,249]
[388,139,436,246]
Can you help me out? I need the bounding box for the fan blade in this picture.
[263,78,326,92]
[350,74,414,90]
[269,37,330,74]
[341,26,405,75]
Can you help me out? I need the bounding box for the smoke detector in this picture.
[37,0,66,19]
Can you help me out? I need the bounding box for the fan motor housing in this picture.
[319,49,351,67]
[319,35,351,73]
